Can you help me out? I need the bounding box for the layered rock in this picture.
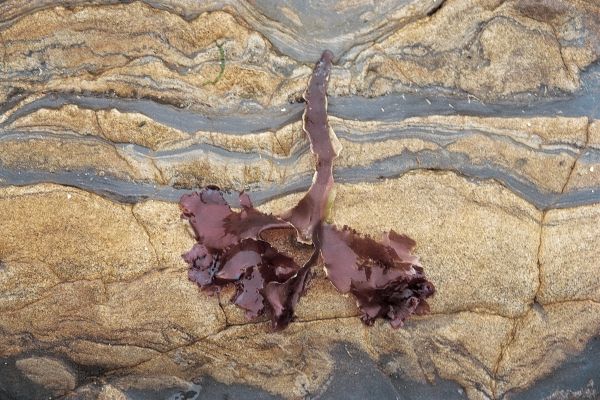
[1,0,599,110]
[1,1,600,399]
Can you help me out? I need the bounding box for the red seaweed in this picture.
[320,225,434,328]
[180,51,435,331]
[281,49,340,243]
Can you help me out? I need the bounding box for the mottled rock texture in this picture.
[1,1,600,399]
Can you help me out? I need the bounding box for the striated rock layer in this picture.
[1,0,600,110]
[1,1,600,399]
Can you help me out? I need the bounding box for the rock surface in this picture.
[15,356,77,395]
[1,1,600,399]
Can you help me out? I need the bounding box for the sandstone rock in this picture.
[0,169,598,399]
[0,135,160,182]
[563,120,600,192]
[15,356,77,395]
[2,111,593,199]
[127,312,513,400]
[496,301,600,397]
[132,200,194,270]
[1,3,304,111]
[0,185,224,360]
[590,120,600,149]
[2,0,599,111]
[329,171,541,318]
[367,312,513,400]
[1,0,600,398]
[98,385,128,400]
[7,105,190,151]
[355,0,600,100]
[538,204,600,304]
[0,259,60,312]
[0,184,157,283]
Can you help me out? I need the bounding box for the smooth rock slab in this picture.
[0,185,225,360]
[0,184,157,284]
